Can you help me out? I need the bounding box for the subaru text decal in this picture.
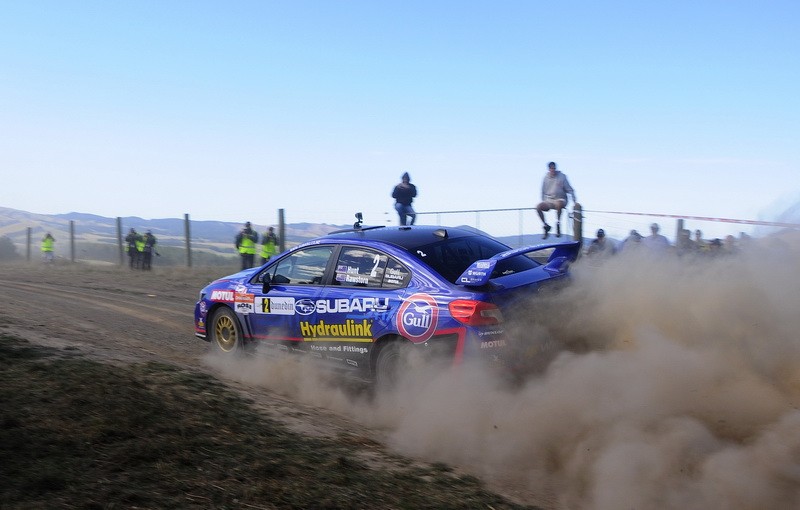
[296,297,390,316]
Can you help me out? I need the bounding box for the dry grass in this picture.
[0,335,537,509]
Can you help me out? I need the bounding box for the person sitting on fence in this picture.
[536,162,577,239]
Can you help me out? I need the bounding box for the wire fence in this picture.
[416,207,579,248]
[414,206,798,248]
[3,206,798,267]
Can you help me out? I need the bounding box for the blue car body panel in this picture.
[194,226,579,379]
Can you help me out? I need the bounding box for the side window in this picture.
[382,257,410,288]
[334,247,386,288]
[269,246,333,285]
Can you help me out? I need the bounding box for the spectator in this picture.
[235,221,258,270]
[125,228,142,269]
[709,238,723,256]
[392,172,417,226]
[621,229,643,252]
[41,232,55,264]
[142,230,157,270]
[261,226,279,264]
[643,223,671,252]
[724,234,738,255]
[694,229,709,254]
[587,228,616,257]
[676,228,694,257]
[536,162,577,239]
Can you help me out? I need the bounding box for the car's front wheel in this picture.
[210,307,244,354]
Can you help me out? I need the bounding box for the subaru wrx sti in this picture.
[194,223,579,386]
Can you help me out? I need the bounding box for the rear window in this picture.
[411,235,541,284]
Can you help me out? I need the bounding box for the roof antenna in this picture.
[353,212,363,229]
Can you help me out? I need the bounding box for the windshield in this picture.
[411,235,541,284]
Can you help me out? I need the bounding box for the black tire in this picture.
[209,307,244,354]
[374,340,409,390]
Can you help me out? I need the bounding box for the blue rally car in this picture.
[194,222,580,386]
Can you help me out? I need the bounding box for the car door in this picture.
[245,245,335,356]
[316,245,410,373]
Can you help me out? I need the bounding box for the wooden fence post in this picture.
[184,213,192,268]
[117,217,124,266]
[572,203,583,244]
[70,220,75,263]
[278,209,286,253]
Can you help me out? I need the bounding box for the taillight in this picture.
[448,300,503,326]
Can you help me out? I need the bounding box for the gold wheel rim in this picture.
[214,314,237,352]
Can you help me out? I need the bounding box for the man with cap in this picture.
[235,221,259,269]
[536,162,577,239]
[142,230,158,270]
[124,228,143,269]
[587,228,616,257]
[391,172,418,226]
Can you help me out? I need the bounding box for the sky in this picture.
[1,1,798,241]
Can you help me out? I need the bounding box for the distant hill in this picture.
[0,206,347,263]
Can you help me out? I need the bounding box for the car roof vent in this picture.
[433,228,448,239]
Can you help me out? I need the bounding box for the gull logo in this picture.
[396,293,438,342]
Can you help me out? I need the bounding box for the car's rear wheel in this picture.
[210,307,244,353]
[375,340,410,389]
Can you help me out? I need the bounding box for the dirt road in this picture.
[6,245,800,510]
[0,262,548,508]
[0,262,394,440]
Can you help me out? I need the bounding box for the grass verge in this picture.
[0,335,536,509]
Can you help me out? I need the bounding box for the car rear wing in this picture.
[457,241,581,286]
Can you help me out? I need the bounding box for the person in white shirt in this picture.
[536,162,577,239]
[643,223,671,252]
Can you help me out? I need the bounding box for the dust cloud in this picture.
[205,233,800,510]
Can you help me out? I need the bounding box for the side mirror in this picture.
[261,273,272,294]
